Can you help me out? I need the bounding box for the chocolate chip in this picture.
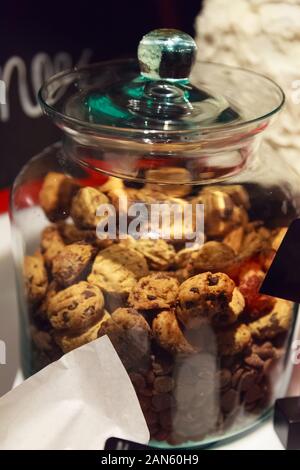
[185,301,195,309]
[205,293,217,301]
[207,274,219,286]
[154,376,174,393]
[84,305,96,316]
[68,301,78,311]
[190,287,199,293]
[62,312,69,323]
[219,292,227,302]
[221,389,239,414]
[147,295,156,301]
[82,290,96,299]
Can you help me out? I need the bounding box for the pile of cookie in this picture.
[24,169,292,445]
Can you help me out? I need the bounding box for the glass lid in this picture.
[39,29,285,138]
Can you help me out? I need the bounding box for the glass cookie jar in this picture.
[11,29,300,448]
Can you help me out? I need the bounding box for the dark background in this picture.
[0,0,203,190]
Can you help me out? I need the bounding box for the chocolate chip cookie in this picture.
[39,172,79,222]
[47,281,105,331]
[128,273,179,310]
[52,242,96,287]
[177,272,245,329]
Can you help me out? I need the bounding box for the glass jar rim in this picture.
[38,58,285,141]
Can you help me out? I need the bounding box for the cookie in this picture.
[58,222,113,250]
[177,272,245,329]
[97,307,151,370]
[189,242,236,274]
[144,167,192,197]
[152,310,197,355]
[52,242,96,287]
[40,225,65,267]
[239,225,271,260]
[128,273,179,310]
[39,172,79,222]
[47,281,105,331]
[88,244,149,299]
[193,187,248,238]
[133,239,176,271]
[24,253,48,304]
[70,186,109,229]
[54,311,111,353]
[217,324,252,356]
[203,185,250,209]
[248,299,293,340]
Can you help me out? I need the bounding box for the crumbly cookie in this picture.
[133,239,176,271]
[97,307,151,370]
[152,310,197,355]
[47,281,105,331]
[217,324,252,356]
[24,253,48,304]
[88,244,149,299]
[248,299,292,340]
[189,242,236,273]
[54,311,111,353]
[52,242,96,287]
[193,187,248,238]
[177,272,245,329]
[128,273,179,310]
[71,186,109,229]
[39,172,79,222]
[144,167,192,197]
[40,225,65,267]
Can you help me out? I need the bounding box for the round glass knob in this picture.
[138,28,197,81]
